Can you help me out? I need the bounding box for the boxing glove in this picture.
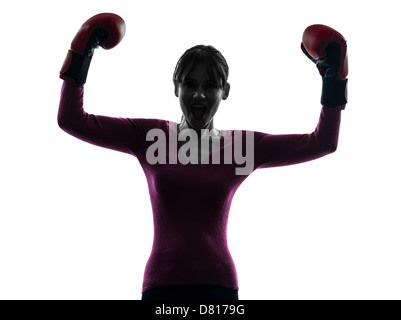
[301,24,348,109]
[60,13,126,86]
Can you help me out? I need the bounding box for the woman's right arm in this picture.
[57,14,139,155]
[57,81,139,156]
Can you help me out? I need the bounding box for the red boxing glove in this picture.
[301,24,348,109]
[60,13,126,86]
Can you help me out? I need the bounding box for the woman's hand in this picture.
[60,13,126,86]
[301,24,348,109]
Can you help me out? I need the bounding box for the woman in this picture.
[58,14,347,300]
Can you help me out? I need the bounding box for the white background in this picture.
[1,0,400,300]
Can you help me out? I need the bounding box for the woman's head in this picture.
[173,45,229,89]
[173,45,230,130]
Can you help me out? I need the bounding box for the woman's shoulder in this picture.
[126,118,169,131]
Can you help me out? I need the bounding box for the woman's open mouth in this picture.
[191,105,207,120]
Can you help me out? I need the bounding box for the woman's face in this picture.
[174,63,229,130]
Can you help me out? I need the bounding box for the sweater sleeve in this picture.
[57,81,140,156]
[253,106,342,170]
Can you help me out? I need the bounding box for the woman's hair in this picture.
[173,45,229,88]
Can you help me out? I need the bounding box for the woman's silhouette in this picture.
[58,14,346,300]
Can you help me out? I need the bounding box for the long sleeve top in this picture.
[58,81,341,293]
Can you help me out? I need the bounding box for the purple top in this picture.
[58,81,341,293]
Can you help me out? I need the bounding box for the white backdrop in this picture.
[1,0,400,300]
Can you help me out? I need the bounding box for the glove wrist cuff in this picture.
[321,77,348,108]
[60,50,93,86]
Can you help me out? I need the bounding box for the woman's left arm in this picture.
[253,106,341,169]
[254,24,347,170]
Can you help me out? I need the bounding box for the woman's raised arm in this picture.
[254,24,348,170]
[57,82,139,156]
[57,13,140,156]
